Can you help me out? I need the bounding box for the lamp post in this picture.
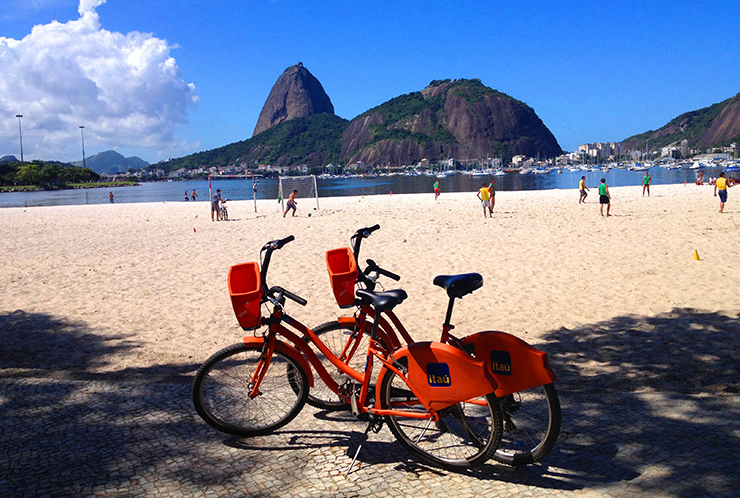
[16,115,24,164]
[79,126,86,169]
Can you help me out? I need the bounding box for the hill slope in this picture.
[622,92,740,151]
[157,114,348,171]
[341,79,562,166]
[74,150,149,174]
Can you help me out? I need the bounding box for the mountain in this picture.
[74,150,149,174]
[622,92,740,151]
[159,73,563,171]
[1,155,19,164]
[341,79,562,165]
[253,63,335,136]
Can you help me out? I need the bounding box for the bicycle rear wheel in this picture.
[192,342,308,437]
[379,359,503,470]
[304,320,374,411]
[493,383,561,466]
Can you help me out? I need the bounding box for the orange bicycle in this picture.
[307,225,561,467]
[192,235,504,471]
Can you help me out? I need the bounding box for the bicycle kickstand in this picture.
[346,416,383,476]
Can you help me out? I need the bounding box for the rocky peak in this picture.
[252,63,335,136]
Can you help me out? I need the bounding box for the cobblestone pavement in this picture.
[1,375,739,498]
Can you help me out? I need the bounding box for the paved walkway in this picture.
[2,375,738,498]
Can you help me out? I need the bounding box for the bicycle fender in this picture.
[460,331,556,397]
[242,336,315,388]
[377,341,498,412]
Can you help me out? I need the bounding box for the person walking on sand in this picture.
[284,189,298,217]
[109,191,114,203]
[598,178,611,217]
[191,189,197,201]
[714,171,732,213]
[642,171,652,197]
[579,176,589,204]
[477,183,491,218]
[211,189,223,221]
[433,179,440,200]
[184,191,189,201]
[488,179,496,214]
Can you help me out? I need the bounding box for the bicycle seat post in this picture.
[440,296,456,344]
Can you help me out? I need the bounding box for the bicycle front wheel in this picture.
[304,320,374,411]
[192,342,308,437]
[379,359,503,470]
[493,383,561,466]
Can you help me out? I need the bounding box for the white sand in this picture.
[1,183,738,375]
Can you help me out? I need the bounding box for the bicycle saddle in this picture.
[355,289,408,312]
[433,273,483,299]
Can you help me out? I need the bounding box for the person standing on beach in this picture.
[284,189,298,217]
[642,171,652,197]
[579,176,589,203]
[488,180,496,215]
[714,171,732,213]
[477,183,491,218]
[433,179,440,200]
[184,191,189,201]
[598,178,611,217]
[109,192,114,203]
[211,189,223,221]
[191,189,197,201]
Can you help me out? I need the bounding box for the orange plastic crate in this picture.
[326,247,358,308]
[228,262,263,329]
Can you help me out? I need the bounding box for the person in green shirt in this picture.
[642,171,652,197]
[433,180,440,200]
[598,178,611,217]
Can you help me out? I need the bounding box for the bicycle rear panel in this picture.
[375,341,498,413]
[460,331,556,398]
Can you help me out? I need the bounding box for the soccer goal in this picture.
[279,175,320,214]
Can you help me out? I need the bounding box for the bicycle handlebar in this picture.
[260,235,296,293]
[365,259,401,281]
[350,224,380,260]
[268,285,307,307]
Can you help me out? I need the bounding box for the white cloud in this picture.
[0,0,198,162]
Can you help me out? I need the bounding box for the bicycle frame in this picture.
[331,310,556,400]
[246,306,498,420]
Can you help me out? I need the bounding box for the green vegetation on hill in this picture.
[623,92,740,150]
[358,91,456,151]
[0,160,100,188]
[154,114,348,172]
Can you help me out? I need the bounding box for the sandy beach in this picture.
[1,183,739,380]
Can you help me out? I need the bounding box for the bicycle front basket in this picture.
[228,262,263,329]
[326,247,358,308]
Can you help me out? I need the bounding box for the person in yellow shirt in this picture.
[579,176,589,204]
[714,171,732,213]
[477,183,491,218]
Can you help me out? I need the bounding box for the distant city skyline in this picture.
[1,0,738,164]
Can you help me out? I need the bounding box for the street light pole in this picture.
[79,126,86,169]
[16,115,24,164]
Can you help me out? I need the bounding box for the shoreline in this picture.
[1,184,738,378]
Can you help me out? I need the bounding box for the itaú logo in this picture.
[490,350,512,375]
[426,363,452,387]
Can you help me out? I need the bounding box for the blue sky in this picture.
[1,0,738,164]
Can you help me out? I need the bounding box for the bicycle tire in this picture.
[493,383,561,466]
[192,342,308,437]
[303,320,374,411]
[379,357,503,470]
